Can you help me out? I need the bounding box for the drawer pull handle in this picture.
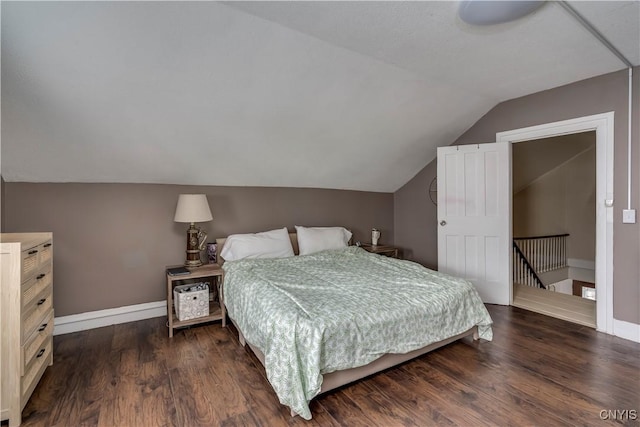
[28,250,39,255]
[37,273,46,280]
[38,323,48,332]
[37,298,47,305]
[44,243,52,247]
[36,349,46,358]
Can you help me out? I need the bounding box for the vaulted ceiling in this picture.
[2,1,638,192]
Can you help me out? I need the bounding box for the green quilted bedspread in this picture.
[222,247,493,420]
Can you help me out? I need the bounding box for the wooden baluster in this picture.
[515,248,519,285]
[559,236,562,269]
[512,248,519,283]
[544,237,547,278]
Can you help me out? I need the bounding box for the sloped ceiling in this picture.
[512,132,595,193]
[1,1,638,192]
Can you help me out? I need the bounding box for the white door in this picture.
[437,142,511,304]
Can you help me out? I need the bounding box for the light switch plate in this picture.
[622,209,636,223]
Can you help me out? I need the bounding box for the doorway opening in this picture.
[510,132,596,327]
[497,112,614,334]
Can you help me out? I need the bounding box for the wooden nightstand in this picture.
[166,263,225,337]
[360,243,401,259]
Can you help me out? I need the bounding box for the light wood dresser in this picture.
[1,233,54,427]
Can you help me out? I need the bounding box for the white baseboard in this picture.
[53,300,640,344]
[54,301,167,336]
[567,258,596,270]
[613,318,640,343]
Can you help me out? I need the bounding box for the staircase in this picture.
[512,234,568,289]
[512,233,595,328]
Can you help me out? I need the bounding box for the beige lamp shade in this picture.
[174,194,213,223]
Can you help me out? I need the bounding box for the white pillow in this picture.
[220,227,294,261]
[295,226,352,256]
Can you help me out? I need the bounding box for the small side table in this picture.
[360,243,401,259]
[166,263,225,338]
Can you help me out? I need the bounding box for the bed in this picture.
[216,230,493,420]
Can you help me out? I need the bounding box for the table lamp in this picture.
[174,194,213,267]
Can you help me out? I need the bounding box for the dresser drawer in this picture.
[20,240,52,283]
[21,246,41,282]
[21,335,52,408]
[39,242,53,265]
[22,310,54,375]
[22,266,52,310]
[22,286,53,344]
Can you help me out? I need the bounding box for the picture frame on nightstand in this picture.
[206,242,217,264]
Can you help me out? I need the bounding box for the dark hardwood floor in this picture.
[9,305,640,426]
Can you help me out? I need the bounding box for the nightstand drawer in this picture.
[22,310,54,375]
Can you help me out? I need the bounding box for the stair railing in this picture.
[513,242,546,289]
[513,234,569,273]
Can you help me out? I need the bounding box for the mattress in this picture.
[222,246,493,419]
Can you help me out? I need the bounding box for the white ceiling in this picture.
[2,1,638,192]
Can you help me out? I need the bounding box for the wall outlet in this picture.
[622,209,636,224]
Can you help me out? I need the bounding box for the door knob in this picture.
[440,220,447,226]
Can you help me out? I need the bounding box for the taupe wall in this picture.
[1,175,5,232]
[4,183,393,316]
[393,161,438,269]
[394,67,640,324]
[513,146,596,261]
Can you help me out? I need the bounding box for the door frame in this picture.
[496,112,614,334]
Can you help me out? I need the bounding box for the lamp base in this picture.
[184,225,204,267]
[184,258,203,268]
